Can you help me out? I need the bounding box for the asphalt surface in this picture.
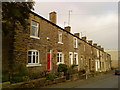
[43,72,119,88]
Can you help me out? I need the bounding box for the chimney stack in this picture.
[93,43,97,47]
[98,45,101,49]
[101,48,104,51]
[49,11,56,24]
[74,33,80,38]
[88,40,93,45]
[64,26,71,32]
[82,36,86,41]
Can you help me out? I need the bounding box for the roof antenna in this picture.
[68,10,72,26]
[64,22,67,27]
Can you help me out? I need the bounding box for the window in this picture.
[81,56,84,67]
[84,45,85,51]
[27,50,41,67]
[74,52,78,65]
[58,31,63,44]
[74,37,78,48]
[57,52,64,64]
[69,52,73,65]
[31,21,39,38]
[97,50,99,57]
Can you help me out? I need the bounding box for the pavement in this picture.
[42,70,119,88]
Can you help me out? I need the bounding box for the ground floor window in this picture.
[27,50,41,67]
[74,52,78,65]
[57,52,64,64]
[69,52,73,65]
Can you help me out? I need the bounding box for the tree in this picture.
[2,1,35,82]
[2,1,34,34]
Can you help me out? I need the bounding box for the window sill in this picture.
[26,64,41,67]
[58,42,63,44]
[56,62,64,65]
[30,36,40,39]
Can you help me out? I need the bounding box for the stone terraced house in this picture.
[2,11,111,75]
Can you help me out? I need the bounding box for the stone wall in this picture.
[2,11,112,78]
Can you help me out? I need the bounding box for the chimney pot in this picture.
[49,11,56,24]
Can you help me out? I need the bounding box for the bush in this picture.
[79,69,86,74]
[10,64,29,83]
[10,76,24,83]
[46,74,57,81]
[2,69,9,82]
[71,64,78,69]
[29,71,47,80]
[58,64,68,73]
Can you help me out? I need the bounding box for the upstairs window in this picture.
[74,37,78,48]
[57,52,64,64]
[84,45,86,51]
[31,21,39,38]
[58,31,63,44]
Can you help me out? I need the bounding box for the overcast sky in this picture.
[33,1,118,50]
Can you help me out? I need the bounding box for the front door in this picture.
[47,52,51,70]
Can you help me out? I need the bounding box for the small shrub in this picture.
[10,76,24,83]
[2,69,9,82]
[29,71,47,80]
[10,64,29,83]
[80,69,86,74]
[71,64,78,69]
[57,64,68,75]
[46,74,57,81]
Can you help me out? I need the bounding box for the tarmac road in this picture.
[43,72,119,88]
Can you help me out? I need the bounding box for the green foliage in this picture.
[10,64,29,83]
[79,69,86,74]
[2,2,34,34]
[57,64,68,73]
[46,74,57,81]
[29,71,47,80]
[2,69,9,82]
[71,64,78,69]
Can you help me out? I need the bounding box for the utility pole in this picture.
[68,10,72,26]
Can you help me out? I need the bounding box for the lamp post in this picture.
[85,65,88,79]
[85,57,88,80]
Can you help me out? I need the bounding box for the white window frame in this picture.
[58,31,63,44]
[57,52,64,65]
[97,50,99,57]
[26,50,41,67]
[84,45,86,51]
[30,20,40,39]
[74,52,78,65]
[81,56,83,67]
[73,37,78,48]
[69,52,73,65]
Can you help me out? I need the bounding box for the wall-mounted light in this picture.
[47,37,50,40]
